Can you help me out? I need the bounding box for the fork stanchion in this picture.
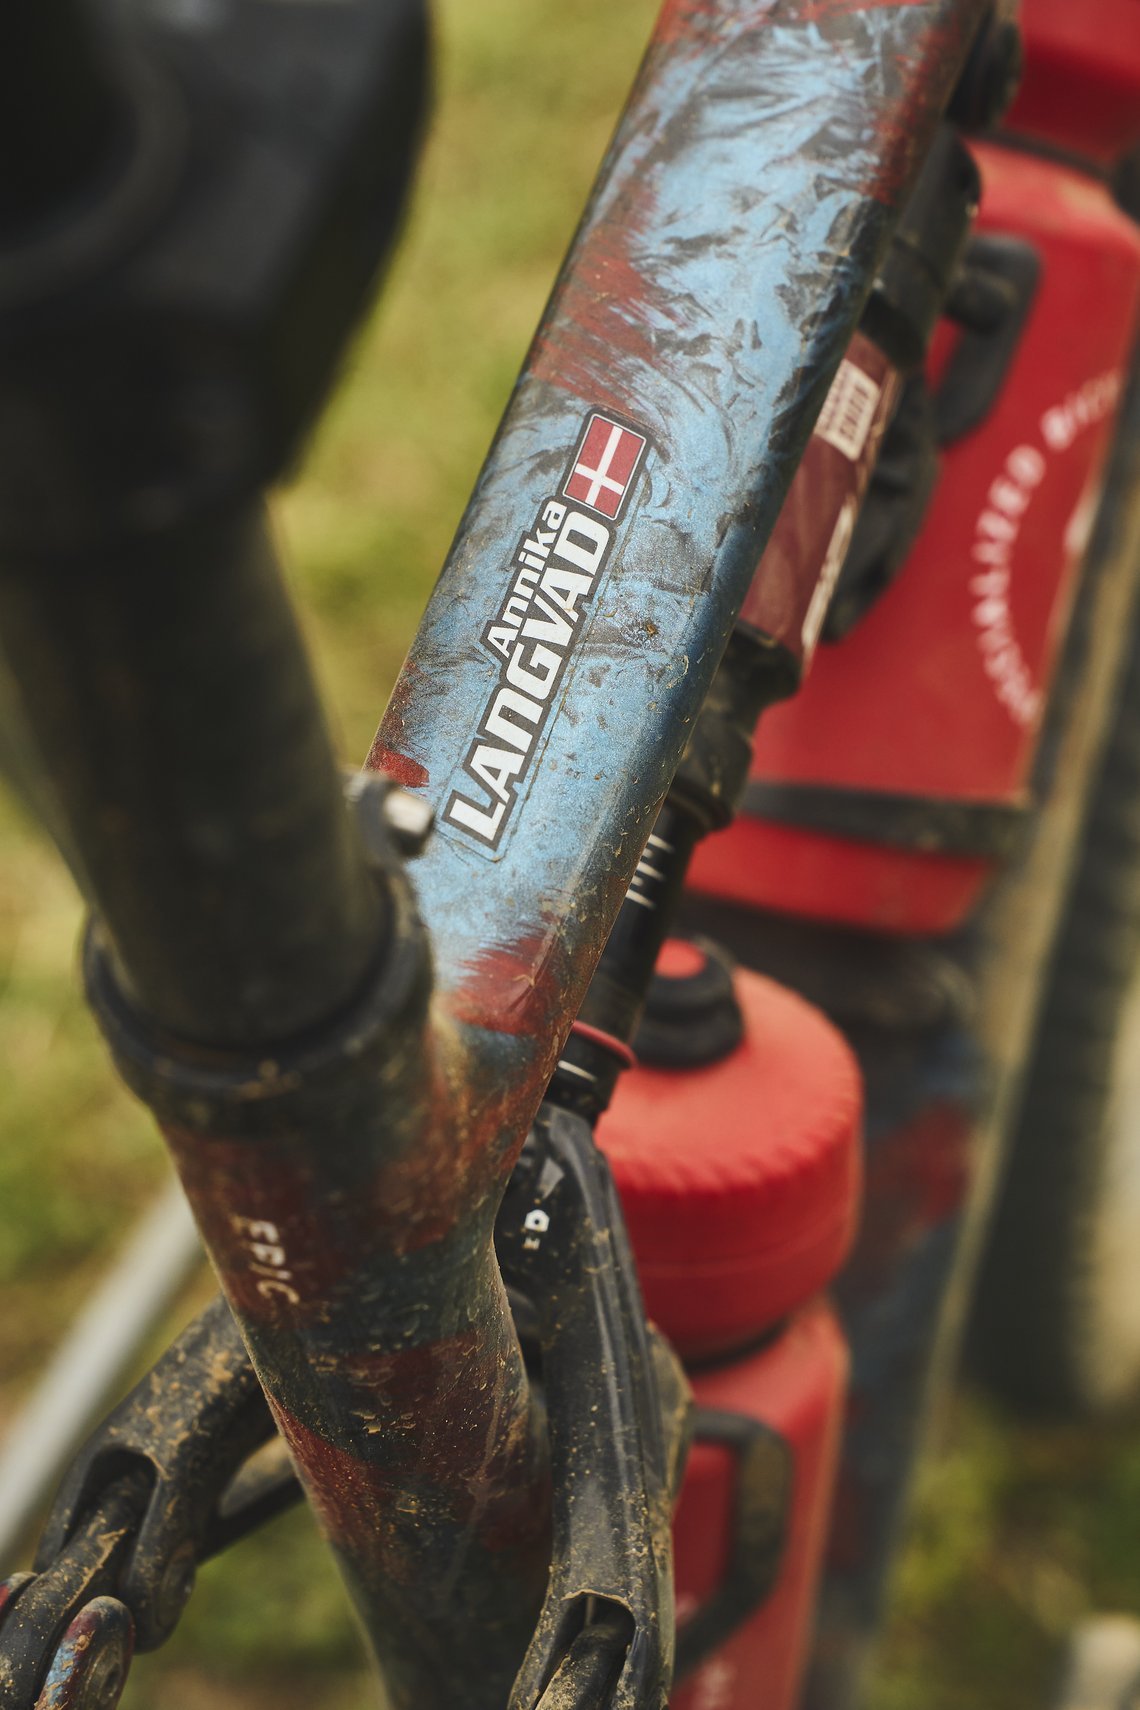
[0,506,387,1047]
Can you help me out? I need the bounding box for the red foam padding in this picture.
[1010,0,1140,166]
[597,969,862,1358]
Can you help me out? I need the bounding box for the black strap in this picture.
[741,779,1032,860]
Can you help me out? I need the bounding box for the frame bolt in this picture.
[345,770,435,862]
[381,787,435,856]
[153,1540,197,1636]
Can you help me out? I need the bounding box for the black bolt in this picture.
[153,1541,197,1637]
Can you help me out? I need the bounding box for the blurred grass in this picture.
[868,1393,1140,1710]
[2,3,1139,1707]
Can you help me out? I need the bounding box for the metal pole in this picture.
[0,1181,202,1571]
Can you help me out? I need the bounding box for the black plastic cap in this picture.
[635,939,745,1069]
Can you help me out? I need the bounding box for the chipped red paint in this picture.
[267,1366,549,1701]
[274,1401,550,1587]
[367,742,429,789]
[366,658,432,790]
[653,0,724,48]
[293,1337,541,1484]
[656,0,977,218]
[657,0,944,53]
[801,0,933,17]
[446,923,569,1040]
[530,188,670,415]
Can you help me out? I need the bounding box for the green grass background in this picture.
[2,3,1139,1706]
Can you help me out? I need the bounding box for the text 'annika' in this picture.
[444,500,613,850]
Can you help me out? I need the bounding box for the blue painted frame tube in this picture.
[375,0,987,1081]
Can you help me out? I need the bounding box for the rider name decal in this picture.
[443,412,650,853]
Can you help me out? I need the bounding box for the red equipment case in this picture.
[688,141,1140,935]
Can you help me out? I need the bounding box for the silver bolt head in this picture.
[381,787,435,856]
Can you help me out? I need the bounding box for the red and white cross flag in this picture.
[562,414,648,520]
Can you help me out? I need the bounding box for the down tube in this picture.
[372,0,986,1083]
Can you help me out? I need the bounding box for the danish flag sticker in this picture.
[562,414,648,520]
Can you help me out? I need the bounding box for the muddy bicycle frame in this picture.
[0,2,998,1706]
